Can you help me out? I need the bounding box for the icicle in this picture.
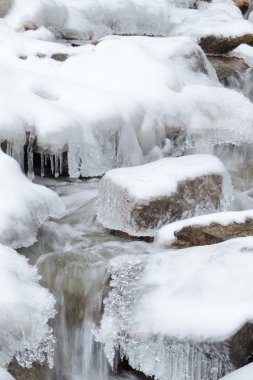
[27,135,34,180]
[50,156,54,175]
[41,153,45,177]
[59,153,63,174]
[55,155,59,178]
[12,139,25,171]
[6,141,12,157]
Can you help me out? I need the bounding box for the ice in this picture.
[0,243,56,370]
[155,209,253,247]
[97,154,233,236]
[220,363,253,380]
[0,149,64,248]
[97,237,253,379]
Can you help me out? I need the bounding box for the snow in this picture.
[221,364,253,380]
[0,368,15,380]
[170,6,253,40]
[231,43,253,67]
[0,149,64,248]
[155,209,253,247]
[97,237,253,379]
[3,0,251,41]
[0,243,56,369]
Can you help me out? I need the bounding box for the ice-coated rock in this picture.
[97,154,232,237]
[96,237,253,380]
[0,244,56,371]
[0,149,64,248]
[155,209,253,248]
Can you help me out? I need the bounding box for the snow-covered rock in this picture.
[155,209,253,247]
[1,24,253,177]
[0,243,56,370]
[97,154,232,236]
[97,237,253,380]
[0,149,64,248]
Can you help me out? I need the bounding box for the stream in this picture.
[19,178,152,380]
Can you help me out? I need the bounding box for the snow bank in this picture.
[0,243,56,369]
[0,149,64,248]
[155,209,253,247]
[221,364,253,380]
[97,237,253,379]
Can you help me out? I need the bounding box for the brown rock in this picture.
[8,359,46,380]
[51,53,69,62]
[171,218,253,248]
[199,34,253,54]
[131,175,223,231]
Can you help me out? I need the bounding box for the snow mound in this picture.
[97,154,233,236]
[155,209,253,247]
[97,237,253,379]
[0,244,56,369]
[0,149,64,248]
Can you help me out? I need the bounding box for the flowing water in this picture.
[20,178,151,380]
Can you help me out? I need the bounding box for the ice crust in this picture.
[97,237,253,379]
[0,243,56,370]
[156,209,253,247]
[0,149,64,248]
[97,154,233,236]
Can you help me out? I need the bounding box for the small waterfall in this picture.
[37,249,110,380]
[18,179,146,380]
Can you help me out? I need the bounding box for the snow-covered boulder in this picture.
[1,25,253,178]
[170,2,253,54]
[97,155,232,237]
[155,209,253,248]
[97,237,253,380]
[0,244,56,371]
[0,149,64,248]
